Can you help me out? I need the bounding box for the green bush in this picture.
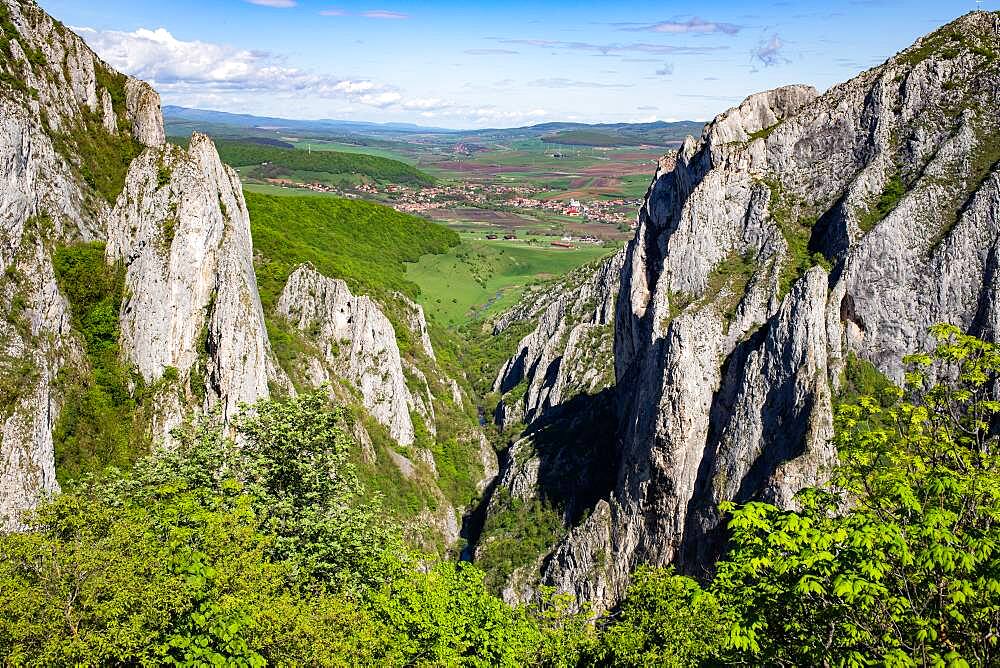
[585,567,728,667]
[713,324,1000,665]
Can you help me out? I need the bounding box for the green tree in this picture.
[584,566,727,667]
[232,391,401,587]
[714,324,1000,666]
[0,390,596,666]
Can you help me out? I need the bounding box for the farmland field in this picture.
[405,239,615,325]
[167,108,694,327]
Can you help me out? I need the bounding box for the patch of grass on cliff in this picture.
[747,121,782,143]
[901,27,998,68]
[765,178,831,299]
[857,170,905,233]
[347,409,452,553]
[705,250,756,327]
[930,126,1000,250]
[50,64,142,204]
[834,352,899,435]
[0,257,41,419]
[459,318,536,401]
[413,391,484,509]
[51,243,153,483]
[836,352,897,407]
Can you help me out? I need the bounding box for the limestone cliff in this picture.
[107,134,274,436]
[470,251,625,600]
[492,251,624,431]
[274,262,495,550]
[0,0,274,527]
[276,263,418,445]
[485,12,1000,612]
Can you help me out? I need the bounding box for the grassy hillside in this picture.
[406,239,613,325]
[170,137,434,186]
[217,139,434,186]
[245,192,457,309]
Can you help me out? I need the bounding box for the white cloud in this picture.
[74,26,406,109]
[621,17,740,35]
[501,39,726,56]
[245,0,297,7]
[402,97,447,110]
[752,34,788,67]
[361,10,409,19]
[527,77,631,89]
[332,80,379,93]
[358,91,402,107]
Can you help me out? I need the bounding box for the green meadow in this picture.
[405,239,613,325]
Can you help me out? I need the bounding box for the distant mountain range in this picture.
[162,105,705,147]
[162,105,457,135]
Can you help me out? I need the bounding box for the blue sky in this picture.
[38,0,988,128]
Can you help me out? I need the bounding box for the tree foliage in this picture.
[585,567,728,667]
[0,391,589,666]
[172,138,434,186]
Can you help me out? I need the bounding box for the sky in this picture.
[37,0,992,129]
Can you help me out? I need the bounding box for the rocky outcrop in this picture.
[276,262,495,550]
[0,0,269,526]
[277,263,418,445]
[471,252,625,597]
[124,79,166,148]
[532,11,1000,612]
[107,134,274,434]
[492,251,624,430]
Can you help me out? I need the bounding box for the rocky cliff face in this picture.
[275,262,495,550]
[494,12,1000,613]
[108,134,275,436]
[492,251,624,431]
[470,251,625,600]
[0,0,274,527]
[276,263,419,446]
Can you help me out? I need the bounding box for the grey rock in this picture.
[277,263,417,445]
[0,2,271,524]
[536,12,1000,613]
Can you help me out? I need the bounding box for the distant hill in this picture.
[163,105,456,138]
[475,120,705,147]
[163,105,705,147]
[240,137,295,149]
[168,137,434,187]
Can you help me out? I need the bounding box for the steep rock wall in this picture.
[0,0,272,525]
[276,263,418,445]
[540,12,1000,612]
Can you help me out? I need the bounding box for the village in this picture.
[258,176,641,237]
